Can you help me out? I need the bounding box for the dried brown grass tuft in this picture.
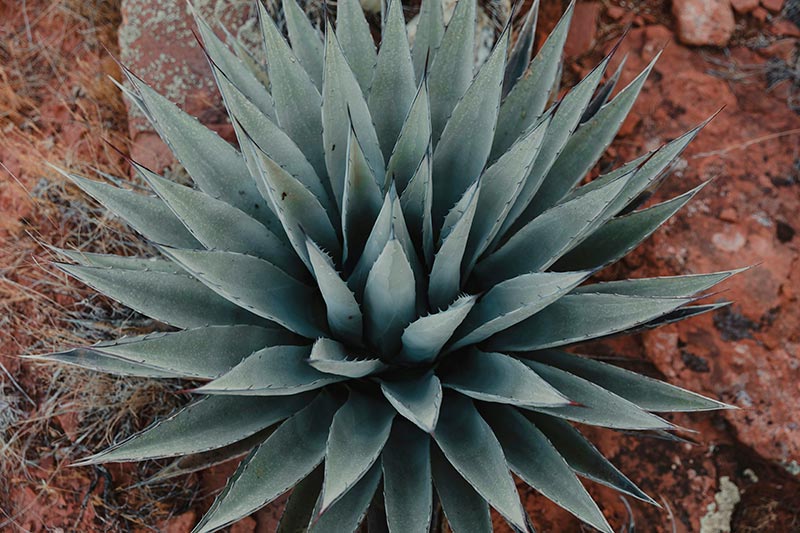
[0,1,199,529]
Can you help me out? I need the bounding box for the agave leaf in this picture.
[224,27,270,89]
[486,292,692,352]
[633,301,731,333]
[554,182,709,271]
[573,269,740,298]
[431,444,492,533]
[521,361,673,430]
[529,350,732,412]
[30,348,179,378]
[562,118,712,221]
[145,428,274,485]
[306,239,364,345]
[196,345,344,396]
[258,2,327,178]
[349,187,423,298]
[138,165,302,276]
[429,180,480,310]
[322,23,385,209]
[283,0,324,88]
[213,64,333,218]
[76,394,312,465]
[440,349,569,407]
[277,466,324,533]
[400,294,476,363]
[502,0,538,97]
[433,393,528,531]
[88,325,299,379]
[528,414,656,504]
[382,421,433,533]
[482,404,613,533]
[364,238,417,355]
[527,53,660,217]
[335,0,377,93]
[55,169,198,248]
[193,8,275,120]
[193,392,339,533]
[411,0,445,81]
[463,118,549,273]
[162,248,327,338]
[493,52,610,244]
[581,53,626,124]
[308,338,386,378]
[475,174,628,287]
[380,372,442,433]
[369,0,417,159]
[342,123,383,264]
[428,0,476,143]
[492,1,573,157]
[386,72,432,194]
[49,248,178,272]
[450,270,590,351]
[312,462,382,532]
[431,27,508,225]
[399,150,434,266]
[124,72,271,227]
[250,147,342,267]
[321,391,394,511]
[56,262,266,329]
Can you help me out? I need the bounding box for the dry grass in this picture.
[0,1,199,529]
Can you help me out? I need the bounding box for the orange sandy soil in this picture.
[1,0,800,532]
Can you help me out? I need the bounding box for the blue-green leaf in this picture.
[321,391,394,511]
[193,392,339,533]
[308,338,386,378]
[381,372,442,433]
[528,350,732,412]
[75,394,312,464]
[428,0,476,143]
[432,393,528,531]
[482,403,613,533]
[485,292,692,352]
[162,247,327,337]
[259,2,327,178]
[335,0,377,93]
[439,349,569,407]
[411,0,445,81]
[431,444,491,533]
[400,294,476,363]
[382,422,433,533]
[342,123,383,265]
[196,345,344,396]
[449,270,590,351]
[521,361,673,430]
[431,27,508,225]
[369,0,417,159]
[56,261,266,329]
[527,413,656,504]
[306,239,363,345]
[283,0,324,88]
[364,238,417,355]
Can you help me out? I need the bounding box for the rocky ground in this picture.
[1,0,799,531]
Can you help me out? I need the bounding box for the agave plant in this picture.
[37,0,738,531]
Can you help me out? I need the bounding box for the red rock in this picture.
[564,2,602,57]
[672,0,735,47]
[752,6,770,20]
[719,207,738,222]
[761,0,785,11]
[770,19,800,37]
[118,0,254,172]
[731,0,760,12]
[160,511,196,533]
[230,516,257,533]
[606,5,626,19]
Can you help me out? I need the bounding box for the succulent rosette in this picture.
[39,0,736,531]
